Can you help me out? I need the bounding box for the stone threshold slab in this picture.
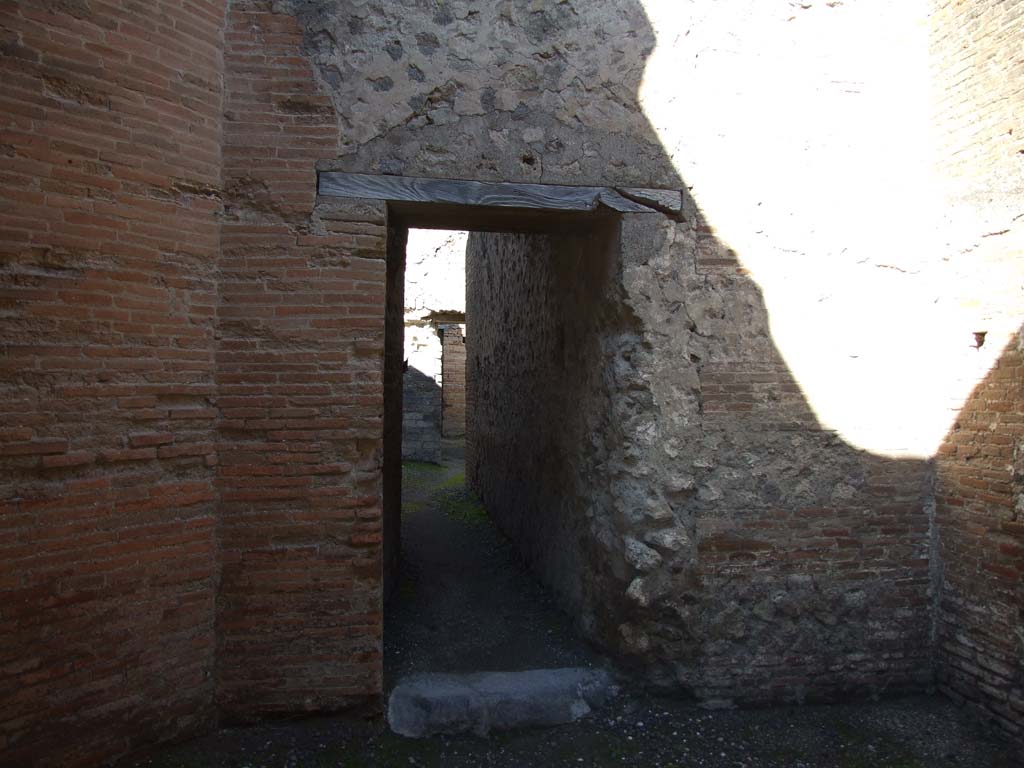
[387,667,618,738]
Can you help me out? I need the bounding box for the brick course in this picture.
[441,325,466,438]
[0,0,225,764]
[216,0,384,720]
[0,0,1021,764]
[930,0,1024,744]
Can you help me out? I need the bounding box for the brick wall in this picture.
[0,1,225,764]
[383,225,406,600]
[217,1,385,720]
[440,325,466,438]
[935,337,1024,740]
[930,0,1024,744]
[401,320,442,464]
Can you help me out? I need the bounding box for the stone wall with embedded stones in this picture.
[468,211,936,705]
[466,223,619,622]
[277,0,675,188]
[401,355,441,463]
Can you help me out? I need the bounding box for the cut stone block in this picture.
[387,667,617,738]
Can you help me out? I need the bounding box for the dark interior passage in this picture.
[382,211,622,687]
[384,438,600,689]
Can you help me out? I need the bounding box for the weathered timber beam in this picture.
[317,171,680,216]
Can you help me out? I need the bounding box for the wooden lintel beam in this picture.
[317,172,680,217]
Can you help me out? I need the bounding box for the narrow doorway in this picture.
[316,169,676,697]
[383,221,607,692]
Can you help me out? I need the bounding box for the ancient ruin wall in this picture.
[216,0,1022,734]
[440,326,466,438]
[930,0,1024,741]
[400,362,441,463]
[218,3,385,719]
[284,0,979,706]
[401,229,466,462]
[0,1,225,763]
[467,223,621,617]
[618,216,936,702]
[4,0,1021,762]
[281,0,673,188]
[468,213,935,704]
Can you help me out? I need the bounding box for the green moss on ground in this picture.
[436,486,488,523]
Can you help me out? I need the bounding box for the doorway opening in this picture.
[381,212,623,689]
[317,169,675,689]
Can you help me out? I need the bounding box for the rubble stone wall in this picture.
[400,229,466,461]
[467,213,936,704]
[466,224,619,619]
[401,339,442,463]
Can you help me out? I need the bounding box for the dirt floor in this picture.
[125,440,1018,768]
[384,438,601,687]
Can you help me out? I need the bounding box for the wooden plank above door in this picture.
[317,172,681,218]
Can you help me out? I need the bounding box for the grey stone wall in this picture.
[402,361,442,464]
[281,0,672,187]
[467,224,619,618]
[282,0,1023,732]
[467,212,935,704]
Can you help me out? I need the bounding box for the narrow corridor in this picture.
[384,439,600,688]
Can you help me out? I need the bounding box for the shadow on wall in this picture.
[402,364,443,465]
[278,0,1017,746]
[464,219,939,706]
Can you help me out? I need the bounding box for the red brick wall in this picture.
[441,325,466,438]
[930,0,1024,746]
[935,337,1024,740]
[0,1,225,765]
[218,1,385,719]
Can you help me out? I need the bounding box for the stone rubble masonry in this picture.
[466,215,936,707]
[441,325,467,438]
[401,350,442,464]
[401,321,466,460]
[0,1,225,765]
